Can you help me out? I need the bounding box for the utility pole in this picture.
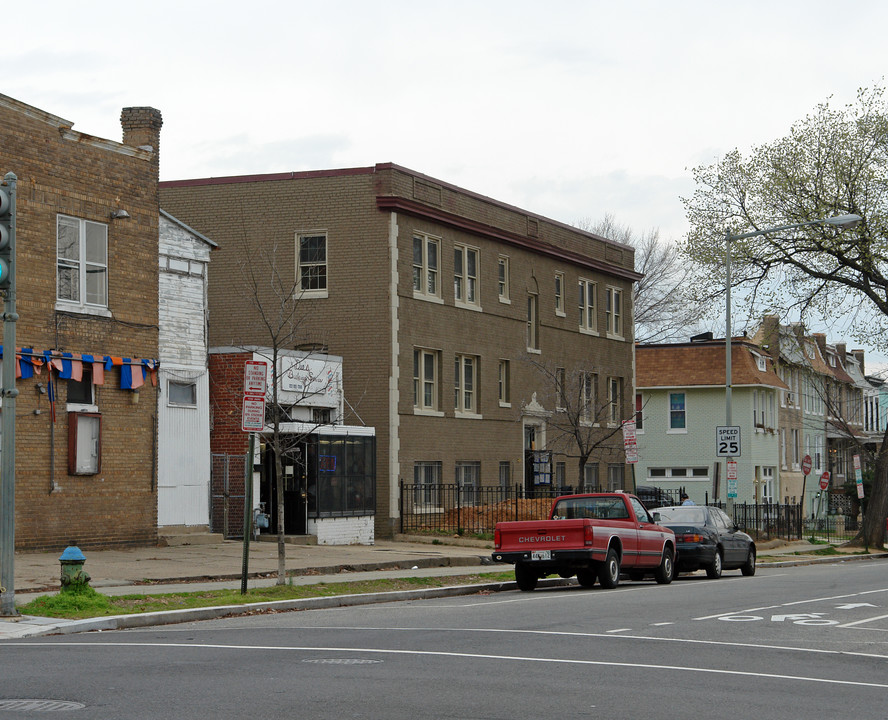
[0,172,18,617]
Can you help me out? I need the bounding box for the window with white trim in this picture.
[455,461,480,504]
[605,286,622,337]
[413,233,440,298]
[454,244,479,306]
[555,272,565,315]
[497,255,510,302]
[527,294,540,351]
[635,393,644,432]
[296,232,327,295]
[669,392,686,431]
[57,215,108,309]
[168,380,197,407]
[581,371,597,423]
[498,359,510,406]
[454,354,478,414]
[413,348,439,412]
[579,279,597,333]
[413,461,441,507]
[499,461,511,488]
[607,376,622,424]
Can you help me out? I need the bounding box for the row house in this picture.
[755,316,870,514]
[635,334,786,505]
[159,163,641,539]
[0,95,162,550]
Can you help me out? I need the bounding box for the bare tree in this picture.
[523,357,628,488]
[577,214,709,343]
[235,235,332,585]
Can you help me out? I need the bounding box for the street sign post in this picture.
[716,426,741,457]
[241,360,268,432]
[727,459,738,499]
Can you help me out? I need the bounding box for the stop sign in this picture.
[819,471,830,490]
[801,455,812,476]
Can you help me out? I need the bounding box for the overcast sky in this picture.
[8,1,888,358]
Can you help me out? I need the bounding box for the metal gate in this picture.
[211,453,247,539]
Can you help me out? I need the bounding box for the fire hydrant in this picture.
[59,545,91,591]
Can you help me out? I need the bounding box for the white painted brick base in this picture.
[308,515,375,545]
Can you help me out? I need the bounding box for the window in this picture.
[67,366,94,407]
[413,461,442,507]
[583,463,599,492]
[756,355,767,372]
[555,461,566,489]
[791,428,800,467]
[581,372,597,423]
[57,215,108,309]
[605,287,622,337]
[527,294,540,351]
[498,359,511,406]
[635,393,644,432]
[669,392,686,431]
[168,380,197,407]
[608,376,622,424]
[455,461,480,504]
[296,232,327,294]
[312,407,332,424]
[760,466,775,503]
[454,354,478,414]
[555,367,566,410]
[413,349,439,412]
[499,461,511,488]
[497,256,510,302]
[555,272,565,315]
[68,412,102,475]
[454,244,479,306]
[579,279,597,333]
[607,463,624,491]
[413,233,440,298]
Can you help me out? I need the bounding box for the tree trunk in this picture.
[860,427,888,548]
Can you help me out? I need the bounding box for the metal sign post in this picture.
[240,360,267,594]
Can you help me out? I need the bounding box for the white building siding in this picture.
[157,213,214,527]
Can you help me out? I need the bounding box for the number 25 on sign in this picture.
[716,426,741,457]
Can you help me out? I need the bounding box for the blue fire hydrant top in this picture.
[59,546,86,562]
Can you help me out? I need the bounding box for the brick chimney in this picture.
[120,106,162,178]
[758,314,780,357]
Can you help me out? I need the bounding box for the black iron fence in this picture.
[399,482,568,535]
[399,482,831,542]
[708,501,804,541]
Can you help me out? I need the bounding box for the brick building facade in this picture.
[160,164,640,538]
[0,95,161,550]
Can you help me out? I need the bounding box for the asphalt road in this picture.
[2,559,887,719]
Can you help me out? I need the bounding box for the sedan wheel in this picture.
[741,547,757,576]
[655,547,675,584]
[706,549,723,579]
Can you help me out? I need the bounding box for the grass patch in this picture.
[18,571,516,620]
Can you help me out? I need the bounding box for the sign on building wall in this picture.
[277,356,338,398]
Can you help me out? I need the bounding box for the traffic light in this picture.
[0,174,14,289]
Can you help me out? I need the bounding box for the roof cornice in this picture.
[376,195,643,282]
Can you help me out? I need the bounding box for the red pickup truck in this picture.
[491,492,676,591]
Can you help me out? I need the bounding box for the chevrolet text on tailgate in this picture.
[491,492,676,591]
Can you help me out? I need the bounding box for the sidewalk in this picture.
[1,536,884,639]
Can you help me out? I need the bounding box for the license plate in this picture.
[531,550,551,561]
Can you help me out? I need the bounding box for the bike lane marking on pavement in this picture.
[694,586,888,621]
[7,640,888,690]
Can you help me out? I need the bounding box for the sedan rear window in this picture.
[657,507,706,524]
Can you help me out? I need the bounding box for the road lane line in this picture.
[837,612,888,629]
[8,640,888,690]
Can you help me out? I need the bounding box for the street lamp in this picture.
[724,213,862,504]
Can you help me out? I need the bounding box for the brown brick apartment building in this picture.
[160,164,641,537]
[0,95,161,550]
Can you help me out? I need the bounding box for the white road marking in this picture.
[838,612,888,629]
[606,628,632,633]
[9,640,888,690]
[695,587,888,621]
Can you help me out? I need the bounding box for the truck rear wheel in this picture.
[598,548,621,589]
[576,568,597,588]
[515,563,538,591]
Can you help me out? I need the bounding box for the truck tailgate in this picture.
[496,519,588,552]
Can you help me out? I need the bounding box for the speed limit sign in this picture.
[716,426,741,457]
